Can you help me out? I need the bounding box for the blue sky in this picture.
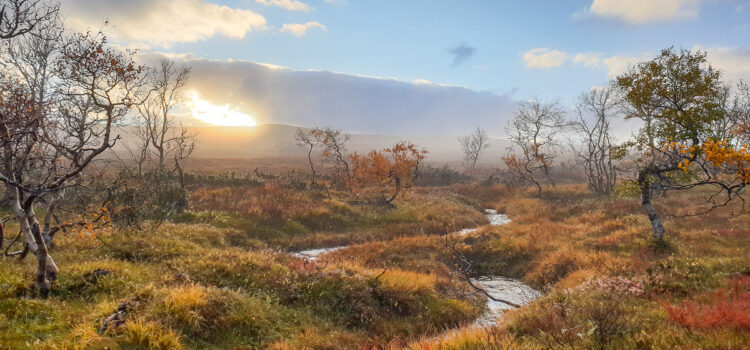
[170,0,750,99]
[65,0,750,135]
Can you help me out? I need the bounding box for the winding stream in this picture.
[293,209,538,328]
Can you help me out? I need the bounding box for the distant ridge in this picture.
[186,123,510,163]
[109,123,511,172]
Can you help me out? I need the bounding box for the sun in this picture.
[189,92,257,127]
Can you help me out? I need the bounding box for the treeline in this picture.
[292,49,750,244]
[461,48,750,242]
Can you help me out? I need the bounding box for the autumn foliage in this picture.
[349,141,427,203]
[665,275,750,331]
[665,138,750,192]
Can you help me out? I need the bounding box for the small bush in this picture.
[646,257,719,296]
[120,318,183,350]
[415,165,471,187]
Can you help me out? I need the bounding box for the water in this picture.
[469,276,540,327]
[291,208,538,328]
[292,246,346,261]
[458,209,511,236]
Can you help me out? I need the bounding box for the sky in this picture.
[62,0,750,136]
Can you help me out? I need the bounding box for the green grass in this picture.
[3,183,750,349]
[0,188,486,349]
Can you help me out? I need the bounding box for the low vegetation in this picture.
[1,2,749,348]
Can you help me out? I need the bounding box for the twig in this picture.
[443,237,520,308]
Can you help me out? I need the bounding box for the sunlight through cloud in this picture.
[190,92,257,126]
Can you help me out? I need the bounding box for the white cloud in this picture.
[522,48,568,69]
[600,54,650,77]
[412,78,433,85]
[280,22,327,37]
[572,52,603,67]
[524,47,648,77]
[697,46,750,82]
[255,0,311,12]
[586,0,704,24]
[570,46,750,80]
[63,0,266,47]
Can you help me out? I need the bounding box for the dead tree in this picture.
[459,126,490,171]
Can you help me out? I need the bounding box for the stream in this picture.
[292,209,539,328]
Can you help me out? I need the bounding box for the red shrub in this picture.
[288,259,320,275]
[665,275,750,331]
[714,228,750,237]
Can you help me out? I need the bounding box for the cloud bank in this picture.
[137,54,518,136]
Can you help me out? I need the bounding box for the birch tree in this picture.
[615,48,748,241]
[569,86,620,195]
[0,30,146,296]
[503,99,566,196]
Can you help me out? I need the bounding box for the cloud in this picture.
[573,47,750,80]
[697,46,750,82]
[63,0,266,47]
[135,53,518,136]
[544,45,750,81]
[447,42,476,68]
[280,22,327,37]
[255,0,311,12]
[585,0,704,24]
[524,47,649,76]
[600,54,649,76]
[522,48,568,69]
[572,52,603,67]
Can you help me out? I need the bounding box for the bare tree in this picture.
[569,86,620,195]
[503,99,566,196]
[295,128,317,186]
[459,126,490,171]
[135,58,194,171]
[312,127,351,189]
[0,30,146,296]
[726,81,750,144]
[0,0,58,39]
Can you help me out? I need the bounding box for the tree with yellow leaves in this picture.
[616,48,749,241]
